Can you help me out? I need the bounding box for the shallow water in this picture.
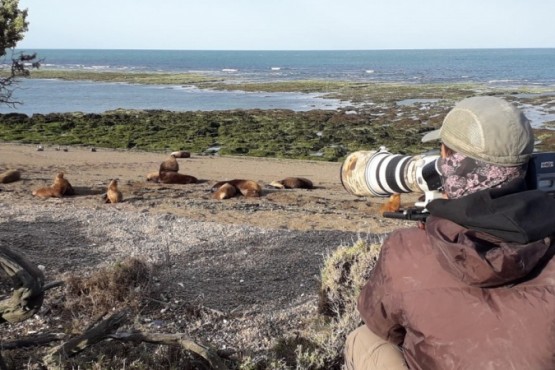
[0,79,344,115]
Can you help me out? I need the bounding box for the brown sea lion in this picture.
[269,177,313,189]
[236,180,262,197]
[211,179,262,199]
[32,186,63,198]
[212,182,237,200]
[159,155,179,173]
[379,193,401,215]
[54,172,75,196]
[158,171,198,184]
[32,172,74,198]
[170,150,191,158]
[0,169,21,184]
[105,179,123,204]
[146,171,160,182]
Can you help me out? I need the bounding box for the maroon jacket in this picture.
[358,182,555,369]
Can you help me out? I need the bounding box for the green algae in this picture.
[0,108,440,161]
[25,70,218,85]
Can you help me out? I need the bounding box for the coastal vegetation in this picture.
[1,94,554,160]
[0,107,444,161]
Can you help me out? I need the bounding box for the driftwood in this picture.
[0,333,66,350]
[0,246,45,324]
[43,310,228,370]
[43,310,127,369]
[109,332,229,370]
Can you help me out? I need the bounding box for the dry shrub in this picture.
[257,238,382,370]
[63,341,211,370]
[63,257,153,320]
[318,239,381,316]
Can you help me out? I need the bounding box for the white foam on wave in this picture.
[487,79,518,84]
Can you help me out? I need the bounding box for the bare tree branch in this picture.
[110,331,229,370]
[41,307,228,370]
[0,50,41,107]
[43,310,128,370]
[0,333,66,350]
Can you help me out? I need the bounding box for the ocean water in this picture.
[1,49,554,114]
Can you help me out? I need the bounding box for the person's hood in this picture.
[425,180,555,287]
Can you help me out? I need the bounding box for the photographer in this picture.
[344,96,555,369]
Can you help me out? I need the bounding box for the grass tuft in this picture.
[248,238,383,370]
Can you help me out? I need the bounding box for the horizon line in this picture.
[13,46,555,52]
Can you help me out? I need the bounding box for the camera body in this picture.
[340,147,555,221]
[525,152,555,194]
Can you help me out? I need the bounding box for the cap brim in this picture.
[421,129,441,143]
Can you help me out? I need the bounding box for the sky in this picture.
[16,0,555,51]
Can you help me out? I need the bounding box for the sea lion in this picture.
[158,171,198,184]
[54,172,75,196]
[269,177,313,189]
[236,179,262,197]
[32,186,63,198]
[105,179,123,204]
[155,154,198,184]
[0,169,21,184]
[379,193,401,215]
[146,171,160,182]
[32,172,74,198]
[170,150,191,158]
[159,155,179,173]
[211,179,262,199]
[212,182,237,200]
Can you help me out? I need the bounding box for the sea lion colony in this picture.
[4,153,320,202]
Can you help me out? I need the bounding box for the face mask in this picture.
[438,152,526,199]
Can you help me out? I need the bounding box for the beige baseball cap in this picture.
[422,96,534,166]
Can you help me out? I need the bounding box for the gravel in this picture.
[0,201,385,313]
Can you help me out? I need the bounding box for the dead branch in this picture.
[42,309,228,370]
[0,246,45,324]
[42,281,64,292]
[0,333,65,350]
[43,310,127,369]
[109,331,229,370]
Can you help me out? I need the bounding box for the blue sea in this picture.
[1,49,555,115]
